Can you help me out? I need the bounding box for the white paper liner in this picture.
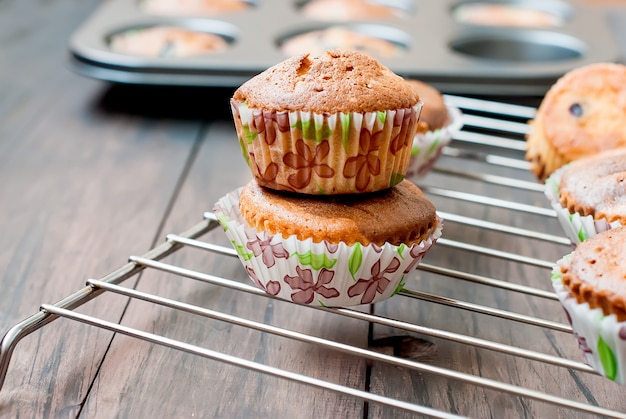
[552,257,626,384]
[544,166,622,244]
[406,103,463,179]
[213,187,443,307]
[230,100,422,194]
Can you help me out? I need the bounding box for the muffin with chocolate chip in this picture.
[230,49,422,195]
[525,62,626,182]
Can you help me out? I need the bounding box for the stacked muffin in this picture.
[214,50,443,307]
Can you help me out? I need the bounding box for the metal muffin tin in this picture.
[68,0,622,95]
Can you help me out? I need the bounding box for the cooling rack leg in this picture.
[0,310,53,391]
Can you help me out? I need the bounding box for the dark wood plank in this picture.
[0,2,204,416]
[77,121,370,418]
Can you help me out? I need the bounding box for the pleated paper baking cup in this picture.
[544,166,622,244]
[213,187,442,307]
[552,257,626,384]
[230,99,422,195]
[406,103,463,179]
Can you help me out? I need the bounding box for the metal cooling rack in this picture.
[1,95,625,418]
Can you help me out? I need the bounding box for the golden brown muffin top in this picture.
[407,79,449,132]
[232,50,420,113]
[558,148,626,224]
[539,62,626,161]
[238,179,437,246]
[560,226,626,321]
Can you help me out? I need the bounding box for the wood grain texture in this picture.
[0,1,202,416]
[78,121,369,418]
[1,1,626,418]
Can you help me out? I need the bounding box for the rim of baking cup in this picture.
[552,256,626,384]
[544,166,622,244]
[213,187,443,307]
[230,99,422,194]
[407,103,464,179]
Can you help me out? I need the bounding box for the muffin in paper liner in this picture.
[544,165,622,245]
[406,103,464,179]
[230,99,422,195]
[213,187,443,307]
[552,256,626,384]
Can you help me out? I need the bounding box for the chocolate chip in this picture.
[569,103,583,117]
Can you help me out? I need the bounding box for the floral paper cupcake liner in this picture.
[230,99,422,195]
[213,187,443,307]
[544,166,622,244]
[552,257,626,384]
[406,103,463,179]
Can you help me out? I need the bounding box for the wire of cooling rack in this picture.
[1,95,625,418]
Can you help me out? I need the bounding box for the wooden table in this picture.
[2,1,626,418]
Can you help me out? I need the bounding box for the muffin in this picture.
[552,226,626,384]
[141,0,250,15]
[545,148,626,244]
[453,3,564,28]
[405,80,464,178]
[230,49,422,195]
[109,26,228,58]
[279,27,405,59]
[525,62,626,182]
[300,0,405,21]
[213,179,442,306]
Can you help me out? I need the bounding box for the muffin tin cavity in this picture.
[452,0,572,28]
[449,29,585,63]
[108,24,236,58]
[277,24,412,59]
[296,0,414,21]
[105,18,239,60]
[68,0,622,95]
[140,0,255,16]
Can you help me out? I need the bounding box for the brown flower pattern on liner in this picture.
[389,108,414,154]
[348,257,401,304]
[246,266,281,296]
[283,139,335,189]
[343,128,383,192]
[284,266,341,305]
[244,229,290,268]
[250,109,291,146]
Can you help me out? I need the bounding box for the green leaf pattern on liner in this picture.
[428,136,441,153]
[597,336,618,380]
[377,111,386,124]
[392,276,406,296]
[341,114,351,151]
[238,136,251,168]
[217,214,231,231]
[292,119,332,143]
[348,243,363,280]
[397,244,406,258]
[241,124,258,144]
[232,240,254,261]
[318,299,327,307]
[294,250,337,270]
[569,212,587,242]
[546,174,560,198]
[388,172,405,187]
